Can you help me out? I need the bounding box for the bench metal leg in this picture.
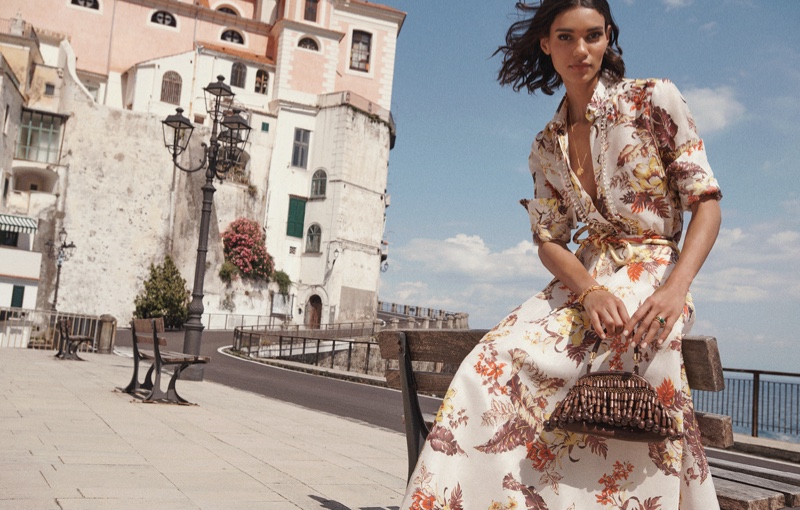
[143,363,193,405]
[399,333,430,483]
[122,359,153,394]
[54,333,66,359]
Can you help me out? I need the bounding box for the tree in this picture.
[133,255,190,329]
[221,217,274,281]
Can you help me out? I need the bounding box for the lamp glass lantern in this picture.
[203,75,234,121]
[162,107,194,157]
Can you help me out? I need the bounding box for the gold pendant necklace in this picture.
[568,110,589,177]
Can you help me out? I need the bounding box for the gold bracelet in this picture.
[577,285,609,306]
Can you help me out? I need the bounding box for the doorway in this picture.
[307,295,322,329]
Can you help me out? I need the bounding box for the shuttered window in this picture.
[287,197,306,238]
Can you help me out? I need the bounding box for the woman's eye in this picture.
[558,34,571,41]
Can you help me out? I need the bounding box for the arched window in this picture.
[230,62,246,88]
[350,30,372,72]
[151,11,176,27]
[255,70,269,95]
[311,170,327,198]
[306,224,321,253]
[221,30,244,45]
[160,71,182,105]
[298,37,318,51]
[218,6,237,15]
[72,0,99,9]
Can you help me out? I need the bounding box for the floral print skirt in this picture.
[401,245,719,510]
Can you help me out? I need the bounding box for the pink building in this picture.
[0,0,405,328]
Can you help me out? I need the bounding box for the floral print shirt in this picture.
[526,76,722,246]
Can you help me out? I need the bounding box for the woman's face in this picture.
[540,6,610,91]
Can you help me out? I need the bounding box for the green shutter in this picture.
[11,285,24,308]
[287,197,306,238]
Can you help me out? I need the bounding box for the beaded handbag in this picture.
[543,338,683,443]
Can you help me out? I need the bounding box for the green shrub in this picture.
[272,270,292,296]
[133,255,190,330]
[219,260,239,284]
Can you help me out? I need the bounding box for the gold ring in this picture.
[654,316,666,326]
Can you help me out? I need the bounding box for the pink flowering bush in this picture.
[221,217,274,281]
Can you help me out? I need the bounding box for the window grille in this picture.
[231,63,247,88]
[350,31,371,72]
[255,70,269,94]
[222,30,244,44]
[160,71,182,105]
[304,0,319,22]
[311,170,327,198]
[151,11,176,27]
[298,37,319,51]
[292,128,310,168]
[218,7,237,15]
[16,110,64,164]
[71,0,99,9]
[306,224,322,253]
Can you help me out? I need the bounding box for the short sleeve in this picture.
[525,136,574,245]
[650,80,722,211]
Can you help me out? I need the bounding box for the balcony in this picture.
[0,245,42,280]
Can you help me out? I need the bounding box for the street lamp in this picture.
[45,228,76,310]
[162,75,252,381]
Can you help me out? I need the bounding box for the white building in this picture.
[0,1,404,327]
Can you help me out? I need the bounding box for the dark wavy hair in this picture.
[496,0,625,95]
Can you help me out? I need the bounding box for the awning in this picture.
[0,214,38,234]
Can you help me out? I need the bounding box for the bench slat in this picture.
[711,467,800,507]
[385,370,455,397]
[377,329,487,363]
[714,476,785,510]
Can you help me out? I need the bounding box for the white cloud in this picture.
[683,86,745,134]
[662,0,692,9]
[699,21,718,34]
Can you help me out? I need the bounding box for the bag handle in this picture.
[585,337,640,375]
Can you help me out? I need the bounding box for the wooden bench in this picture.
[378,329,799,510]
[55,317,94,361]
[121,318,210,405]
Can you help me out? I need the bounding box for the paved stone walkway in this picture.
[0,348,407,509]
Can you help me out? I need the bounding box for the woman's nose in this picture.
[574,39,588,56]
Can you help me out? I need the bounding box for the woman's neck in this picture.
[564,75,600,125]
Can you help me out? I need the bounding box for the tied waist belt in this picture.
[572,225,680,266]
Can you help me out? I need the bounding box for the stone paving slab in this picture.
[0,348,407,509]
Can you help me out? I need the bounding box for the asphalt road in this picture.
[115,328,800,475]
[114,328,442,434]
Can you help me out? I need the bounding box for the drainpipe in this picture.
[102,0,118,106]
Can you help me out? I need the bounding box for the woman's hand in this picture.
[623,284,686,350]
[582,289,630,339]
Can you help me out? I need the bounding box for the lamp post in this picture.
[161,75,251,381]
[45,228,76,311]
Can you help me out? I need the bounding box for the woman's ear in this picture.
[540,37,551,55]
[606,25,612,42]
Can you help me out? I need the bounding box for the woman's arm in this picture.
[538,240,630,339]
[623,196,722,349]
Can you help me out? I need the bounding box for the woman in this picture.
[402,1,722,509]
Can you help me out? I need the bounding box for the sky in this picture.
[375,0,800,373]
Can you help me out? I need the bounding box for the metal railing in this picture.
[693,368,800,441]
[377,300,459,320]
[232,334,385,376]
[0,306,102,351]
[201,312,279,330]
[233,320,379,350]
